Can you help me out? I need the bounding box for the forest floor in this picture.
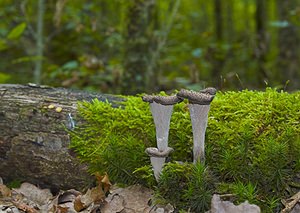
[1,177,300,213]
[0,176,174,213]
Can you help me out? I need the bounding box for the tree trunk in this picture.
[255,0,268,86]
[277,0,300,90]
[211,0,224,86]
[122,0,156,95]
[214,0,223,42]
[34,0,45,84]
[0,84,121,192]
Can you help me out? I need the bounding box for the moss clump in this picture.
[70,88,300,212]
[155,162,214,212]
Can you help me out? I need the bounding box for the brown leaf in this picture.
[57,205,70,213]
[101,194,124,213]
[95,172,112,194]
[89,185,105,203]
[73,185,106,211]
[74,195,85,212]
[0,183,11,197]
[13,182,53,206]
[12,201,38,213]
[94,172,103,185]
[101,173,112,194]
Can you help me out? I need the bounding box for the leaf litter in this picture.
[0,174,112,213]
[0,175,174,213]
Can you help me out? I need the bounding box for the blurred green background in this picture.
[0,0,299,94]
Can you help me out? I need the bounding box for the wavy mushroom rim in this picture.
[153,95,183,105]
[142,95,183,105]
[142,95,155,103]
[200,87,217,96]
[177,89,215,105]
[145,147,174,158]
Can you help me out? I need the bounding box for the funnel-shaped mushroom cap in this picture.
[145,147,174,157]
[177,89,215,105]
[142,95,183,105]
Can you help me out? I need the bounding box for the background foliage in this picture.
[71,89,300,212]
[0,0,299,94]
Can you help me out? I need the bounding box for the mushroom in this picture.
[142,95,182,180]
[145,147,174,180]
[177,88,216,164]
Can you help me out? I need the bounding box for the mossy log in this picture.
[0,84,121,191]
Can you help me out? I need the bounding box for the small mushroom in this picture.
[145,147,174,181]
[177,88,216,163]
[142,94,180,180]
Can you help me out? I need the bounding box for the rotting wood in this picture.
[0,84,122,192]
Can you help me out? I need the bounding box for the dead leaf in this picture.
[281,191,300,213]
[0,183,11,197]
[57,205,70,213]
[12,201,39,213]
[95,172,112,194]
[104,184,153,213]
[13,182,53,206]
[101,173,112,193]
[101,194,124,213]
[58,190,80,204]
[74,184,105,211]
[74,195,85,212]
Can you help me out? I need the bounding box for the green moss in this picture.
[70,88,300,212]
[6,179,22,189]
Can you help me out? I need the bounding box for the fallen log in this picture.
[0,84,121,192]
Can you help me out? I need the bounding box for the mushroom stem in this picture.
[189,104,210,163]
[150,103,173,151]
[150,157,165,180]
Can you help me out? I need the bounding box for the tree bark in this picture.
[34,0,45,84]
[277,0,300,90]
[122,0,156,95]
[0,84,121,192]
[211,0,224,86]
[255,0,268,86]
